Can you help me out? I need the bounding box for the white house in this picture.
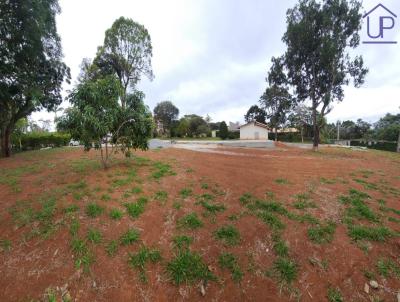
[239,121,269,140]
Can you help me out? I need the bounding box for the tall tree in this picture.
[283,0,368,150]
[260,57,293,141]
[288,104,313,142]
[153,101,179,136]
[0,0,70,157]
[244,105,266,124]
[219,121,228,140]
[95,17,153,108]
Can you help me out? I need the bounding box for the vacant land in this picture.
[0,145,399,301]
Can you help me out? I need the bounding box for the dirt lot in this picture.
[0,145,399,301]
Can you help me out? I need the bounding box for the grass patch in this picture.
[87,228,102,244]
[172,235,193,250]
[151,161,176,179]
[214,225,240,246]
[120,228,140,246]
[70,218,80,236]
[0,239,12,252]
[70,238,94,272]
[85,203,104,218]
[109,208,123,220]
[124,197,148,219]
[275,178,289,185]
[293,193,316,210]
[101,194,111,201]
[376,257,400,278]
[106,240,118,256]
[348,225,393,242]
[153,191,168,204]
[166,249,215,285]
[179,188,193,198]
[327,287,343,302]
[218,252,243,282]
[307,221,336,244]
[197,200,226,215]
[239,192,255,205]
[128,245,162,282]
[130,186,143,194]
[273,239,289,258]
[63,204,79,214]
[177,213,203,230]
[273,257,297,284]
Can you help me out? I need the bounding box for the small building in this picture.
[239,121,269,140]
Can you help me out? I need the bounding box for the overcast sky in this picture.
[32,0,400,127]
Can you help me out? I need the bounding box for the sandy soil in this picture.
[0,145,399,301]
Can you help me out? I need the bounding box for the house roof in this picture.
[363,4,397,18]
[239,121,269,130]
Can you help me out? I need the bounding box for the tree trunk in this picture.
[0,127,12,157]
[397,130,400,153]
[301,127,304,143]
[274,128,278,141]
[312,102,318,151]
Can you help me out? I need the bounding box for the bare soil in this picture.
[0,145,399,301]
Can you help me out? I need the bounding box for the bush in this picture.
[350,140,397,152]
[12,132,71,151]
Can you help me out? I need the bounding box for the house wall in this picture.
[240,124,269,140]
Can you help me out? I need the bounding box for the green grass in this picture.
[0,239,12,252]
[153,191,168,203]
[327,287,343,302]
[124,197,148,219]
[63,204,79,214]
[348,225,393,241]
[120,228,140,246]
[376,257,400,278]
[320,177,336,184]
[70,218,80,236]
[177,213,203,230]
[101,194,111,201]
[70,238,94,272]
[293,193,316,210]
[353,178,378,190]
[214,225,241,246]
[239,192,255,205]
[258,211,285,230]
[218,252,243,282]
[87,228,102,244]
[109,208,123,220]
[172,235,193,250]
[128,245,162,282]
[130,186,143,194]
[166,249,215,285]
[273,257,297,284]
[307,221,336,244]
[106,240,118,256]
[197,200,226,214]
[151,161,176,179]
[275,178,289,185]
[172,201,182,210]
[201,183,209,189]
[85,203,104,218]
[179,188,193,198]
[273,239,289,257]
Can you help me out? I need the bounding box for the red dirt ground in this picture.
[0,145,399,301]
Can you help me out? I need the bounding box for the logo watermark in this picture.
[362,3,397,44]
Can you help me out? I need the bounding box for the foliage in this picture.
[94,17,153,107]
[11,132,70,151]
[58,75,153,168]
[214,225,241,246]
[154,101,179,136]
[219,121,229,140]
[282,0,367,149]
[244,105,266,123]
[0,0,70,157]
[128,245,162,282]
[177,213,203,230]
[218,252,243,282]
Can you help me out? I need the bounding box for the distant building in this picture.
[239,121,269,140]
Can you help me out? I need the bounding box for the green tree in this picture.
[288,104,313,142]
[57,75,153,168]
[153,101,179,136]
[244,105,266,124]
[95,17,153,108]
[282,0,368,150]
[219,122,228,140]
[373,113,400,142]
[0,0,70,157]
[177,118,189,137]
[260,57,293,141]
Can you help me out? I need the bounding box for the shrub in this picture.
[12,132,71,151]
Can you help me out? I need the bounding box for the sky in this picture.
[32,0,400,128]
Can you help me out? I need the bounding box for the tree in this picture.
[288,104,313,142]
[373,113,400,142]
[260,57,293,141]
[283,0,368,150]
[244,105,266,123]
[57,75,153,169]
[0,0,70,157]
[219,122,228,140]
[153,101,179,136]
[95,17,153,108]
